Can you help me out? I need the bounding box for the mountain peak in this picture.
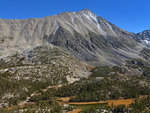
[80,8,91,12]
[78,9,95,14]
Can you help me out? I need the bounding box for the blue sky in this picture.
[0,0,150,33]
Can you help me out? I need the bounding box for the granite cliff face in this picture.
[137,30,150,46]
[0,9,148,65]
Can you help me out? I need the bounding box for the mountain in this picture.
[0,9,150,112]
[0,9,145,65]
[137,30,150,46]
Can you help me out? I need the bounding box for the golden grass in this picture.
[69,98,135,107]
[107,99,135,107]
[57,97,70,102]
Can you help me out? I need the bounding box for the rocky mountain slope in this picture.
[0,9,147,65]
[0,45,92,108]
[0,9,150,112]
[137,30,150,46]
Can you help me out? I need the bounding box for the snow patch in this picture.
[82,11,106,35]
[142,40,150,46]
[105,22,116,36]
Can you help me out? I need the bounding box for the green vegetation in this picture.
[112,105,127,113]
[0,71,54,106]
[44,65,149,102]
[0,53,150,113]
[54,76,149,102]
[0,100,62,113]
[127,59,150,77]
[0,46,73,108]
[130,96,150,113]
[91,66,123,77]
[30,64,150,105]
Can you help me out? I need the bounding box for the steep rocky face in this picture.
[137,30,150,46]
[0,9,145,65]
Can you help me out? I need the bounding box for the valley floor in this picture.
[0,59,150,113]
[58,95,148,113]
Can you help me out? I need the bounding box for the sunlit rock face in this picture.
[137,30,150,47]
[0,9,147,65]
